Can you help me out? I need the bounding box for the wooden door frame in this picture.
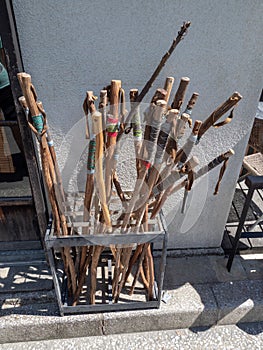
[0,0,48,242]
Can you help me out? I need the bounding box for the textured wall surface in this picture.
[12,0,262,249]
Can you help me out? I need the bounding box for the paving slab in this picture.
[213,279,263,325]
[0,251,263,344]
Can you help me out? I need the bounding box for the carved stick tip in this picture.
[224,149,235,158]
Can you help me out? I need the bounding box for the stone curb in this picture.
[1,279,263,344]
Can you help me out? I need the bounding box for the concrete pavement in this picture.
[2,322,263,350]
[1,246,263,344]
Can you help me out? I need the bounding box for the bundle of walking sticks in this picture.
[17,21,242,306]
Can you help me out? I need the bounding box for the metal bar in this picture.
[46,246,64,316]
[0,120,18,126]
[108,259,113,304]
[0,196,33,206]
[158,210,168,305]
[227,185,255,271]
[241,231,263,239]
[62,300,160,314]
[45,232,165,249]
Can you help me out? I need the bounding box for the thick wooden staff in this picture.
[156,112,192,187]
[151,149,235,218]
[134,109,180,230]
[113,96,166,302]
[89,110,112,304]
[92,110,112,230]
[17,73,66,234]
[163,76,175,105]
[74,91,97,304]
[197,92,242,141]
[158,91,242,187]
[105,80,122,203]
[19,96,66,210]
[82,91,97,231]
[184,92,199,115]
[130,89,143,175]
[117,21,190,139]
[17,72,77,296]
[121,97,167,230]
[155,118,201,200]
[99,89,108,145]
[164,77,190,160]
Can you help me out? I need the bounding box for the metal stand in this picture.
[45,210,168,316]
[227,175,263,271]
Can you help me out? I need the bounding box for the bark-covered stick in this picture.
[163,76,175,105]
[119,21,191,138]
[18,72,77,296]
[151,149,235,218]
[105,80,122,203]
[197,92,242,141]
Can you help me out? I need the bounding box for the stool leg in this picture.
[227,185,255,272]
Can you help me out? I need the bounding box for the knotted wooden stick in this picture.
[105,80,122,203]
[118,21,191,138]
[17,72,77,296]
[151,149,235,218]
[89,110,112,304]
[197,92,242,141]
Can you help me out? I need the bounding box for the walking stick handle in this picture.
[171,77,190,110]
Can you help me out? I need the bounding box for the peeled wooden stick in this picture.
[130,89,142,175]
[197,92,242,141]
[171,77,190,110]
[133,109,179,230]
[76,92,97,302]
[119,21,191,137]
[18,73,66,235]
[163,76,175,105]
[105,80,122,203]
[92,110,112,230]
[99,89,108,144]
[82,90,97,233]
[17,72,77,296]
[89,110,112,304]
[157,112,192,186]
[121,99,167,230]
[165,77,190,161]
[151,149,235,218]
[114,98,166,301]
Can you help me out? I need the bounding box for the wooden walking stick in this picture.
[130,89,143,175]
[89,110,112,304]
[197,92,242,141]
[151,149,235,218]
[82,91,97,230]
[165,77,190,161]
[17,72,77,296]
[92,110,112,230]
[113,97,167,302]
[105,80,122,203]
[163,76,175,105]
[99,89,108,145]
[18,73,64,234]
[121,98,167,230]
[117,21,190,139]
[151,156,200,218]
[153,122,202,198]
[133,109,179,230]
[75,91,97,301]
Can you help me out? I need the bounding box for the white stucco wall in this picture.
[13,0,262,249]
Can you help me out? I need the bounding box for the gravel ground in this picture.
[1,322,263,350]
